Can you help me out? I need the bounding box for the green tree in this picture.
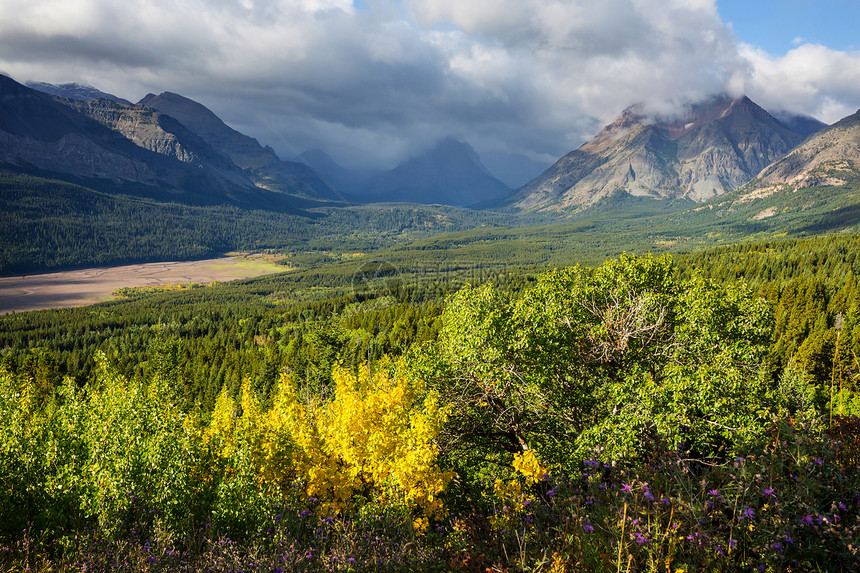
[421,254,777,472]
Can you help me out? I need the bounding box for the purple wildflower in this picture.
[583,524,594,533]
[709,489,722,499]
[643,491,654,501]
[632,532,649,545]
[621,483,632,494]
[814,457,823,465]
[762,487,776,498]
[740,507,755,520]
[800,514,814,526]
[661,497,671,505]
[584,460,599,467]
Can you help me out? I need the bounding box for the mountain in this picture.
[0,74,305,208]
[27,81,132,105]
[0,74,179,187]
[296,148,381,196]
[709,108,860,223]
[355,138,511,207]
[744,109,860,194]
[510,95,822,211]
[138,92,341,201]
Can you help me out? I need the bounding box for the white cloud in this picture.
[741,43,860,123]
[0,0,857,182]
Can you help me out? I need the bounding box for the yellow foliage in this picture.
[205,385,237,459]
[512,449,549,484]
[489,477,534,530]
[204,360,453,521]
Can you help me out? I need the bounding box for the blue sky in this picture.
[1,0,859,185]
[719,0,859,54]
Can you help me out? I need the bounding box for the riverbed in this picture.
[0,255,288,315]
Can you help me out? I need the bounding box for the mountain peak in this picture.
[27,80,131,105]
[510,94,816,210]
[356,138,511,207]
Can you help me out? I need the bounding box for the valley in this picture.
[0,254,287,314]
[3,72,860,572]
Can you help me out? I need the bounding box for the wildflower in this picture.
[632,532,649,545]
[838,501,847,511]
[814,457,823,465]
[762,487,776,498]
[583,524,594,533]
[643,491,654,501]
[621,483,632,494]
[740,507,755,520]
[661,497,671,505]
[584,460,599,467]
[800,514,814,526]
[708,489,722,499]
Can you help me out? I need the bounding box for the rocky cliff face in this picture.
[0,74,165,185]
[509,96,821,211]
[139,92,341,201]
[0,75,300,208]
[67,98,253,188]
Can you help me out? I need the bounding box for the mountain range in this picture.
[8,74,846,214]
[508,95,827,211]
[5,71,860,276]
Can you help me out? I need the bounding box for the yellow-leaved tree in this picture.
[206,361,453,525]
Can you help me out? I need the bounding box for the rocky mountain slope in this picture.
[742,109,860,197]
[356,138,511,207]
[27,81,132,104]
[510,96,825,211]
[0,74,175,187]
[1,75,307,208]
[139,92,340,201]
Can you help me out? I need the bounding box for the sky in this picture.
[1,0,859,187]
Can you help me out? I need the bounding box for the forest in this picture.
[2,233,860,571]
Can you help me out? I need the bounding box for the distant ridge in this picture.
[355,138,511,207]
[27,81,132,105]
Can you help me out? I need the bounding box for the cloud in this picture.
[740,43,860,123]
[0,0,857,183]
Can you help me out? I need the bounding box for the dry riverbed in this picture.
[0,255,288,315]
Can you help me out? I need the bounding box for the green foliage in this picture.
[423,254,778,472]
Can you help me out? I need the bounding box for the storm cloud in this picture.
[1,0,858,186]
